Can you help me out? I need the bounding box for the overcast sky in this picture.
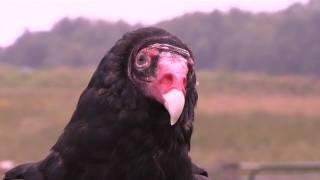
[0,0,309,47]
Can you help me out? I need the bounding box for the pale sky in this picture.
[0,0,309,47]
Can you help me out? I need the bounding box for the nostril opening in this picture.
[159,74,174,86]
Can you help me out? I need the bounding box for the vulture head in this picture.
[128,42,193,125]
[81,27,197,145]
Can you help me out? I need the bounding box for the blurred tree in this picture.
[1,18,135,68]
[0,0,319,76]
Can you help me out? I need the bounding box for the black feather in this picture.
[4,27,207,180]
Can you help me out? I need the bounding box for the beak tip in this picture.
[163,89,185,126]
[170,118,176,126]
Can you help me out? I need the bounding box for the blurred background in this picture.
[1,0,320,179]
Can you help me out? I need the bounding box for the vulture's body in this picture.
[4,27,208,180]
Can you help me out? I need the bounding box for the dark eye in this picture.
[135,52,151,70]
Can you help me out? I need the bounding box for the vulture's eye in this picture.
[135,52,151,70]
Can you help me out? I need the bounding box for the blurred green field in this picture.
[1,67,320,170]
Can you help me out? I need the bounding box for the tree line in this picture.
[0,0,319,76]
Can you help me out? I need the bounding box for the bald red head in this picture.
[128,43,193,125]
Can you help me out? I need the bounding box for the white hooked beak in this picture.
[163,89,185,126]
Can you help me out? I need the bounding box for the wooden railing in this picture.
[2,160,320,180]
[206,161,320,180]
[243,162,320,180]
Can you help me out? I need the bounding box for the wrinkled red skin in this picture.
[146,50,189,104]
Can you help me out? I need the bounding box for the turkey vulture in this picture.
[4,27,209,180]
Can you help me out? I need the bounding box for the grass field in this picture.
[1,67,320,178]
